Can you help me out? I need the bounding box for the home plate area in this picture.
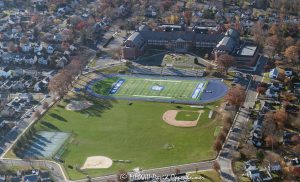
[81,156,113,169]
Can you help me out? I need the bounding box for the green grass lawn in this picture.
[92,76,207,101]
[30,99,218,180]
[188,170,221,182]
[213,126,223,137]
[175,111,200,121]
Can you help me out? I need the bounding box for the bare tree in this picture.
[42,102,49,110]
[216,54,235,74]
[213,139,222,152]
[273,109,288,129]
[33,110,41,119]
[251,21,265,47]
[212,161,220,173]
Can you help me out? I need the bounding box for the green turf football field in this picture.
[92,76,208,101]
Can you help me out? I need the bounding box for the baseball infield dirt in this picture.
[162,110,204,127]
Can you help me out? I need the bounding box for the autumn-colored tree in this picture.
[262,112,277,136]
[291,135,300,144]
[292,144,300,154]
[268,24,278,35]
[264,35,281,59]
[165,15,179,24]
[281,92,296,103]
[291,167,300,177]
[284,46,299,65]
[183,11,192,26]
[216,54,235,74]
[285,36,295,48]
[217,131,226,143]
[213,139,222,152]
[264,135,279,149]
[256,86,267,94]
[42,102,49,110]
[240,143,257,159]
[273,109,288,129]
[33,110,41,118]
[212,161,220,173]
[225,85,246,108]
[251,21,265,47]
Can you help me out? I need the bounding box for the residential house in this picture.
[13,54,23,64]
[24,55,36,65]
[34,80,48,92]
[10,176,21,182]
[0,175,5,182]
[268,162,282,173]
[269,68,279,79]
[56,56,68,68]
[38,56,48,65]
[1,52,14,63]
[0,107,15,118]
[285,68,293,77]
[285,157,300,167]
[47,45,54,54]
[145,5,157,18]
[19,93,33,102]
[33,43,43,53]
[266,88,278,98]
[39,171,51,182]
[23,174,38,182]
[22,43,32,52]
[252,115,264,147]
[245,160,273,181]
[0,67,12,78]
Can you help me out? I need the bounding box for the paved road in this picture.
[217,56,266,182]
[73,161,214,182]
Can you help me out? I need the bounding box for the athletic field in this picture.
[91,76,208,101]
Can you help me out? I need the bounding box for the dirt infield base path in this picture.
[81,156,113,169]
[162,110,204,127]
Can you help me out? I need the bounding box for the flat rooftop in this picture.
[237,45,257,57]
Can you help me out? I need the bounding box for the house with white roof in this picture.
[269,68,279,79]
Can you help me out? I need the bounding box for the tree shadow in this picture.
[49,113,67,122]
[199,174,214,182]
[40,121,61,131]
[76,96,117,118]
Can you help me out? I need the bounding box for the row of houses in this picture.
[0,43,78,68]
[0,169,52,182]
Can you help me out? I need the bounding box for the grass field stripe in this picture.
[132,95,172,98]
[144,79,182,83]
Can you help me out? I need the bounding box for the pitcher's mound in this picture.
[81,156,113,169]
[65,100,93,111]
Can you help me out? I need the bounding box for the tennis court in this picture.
[23,131,70,159]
